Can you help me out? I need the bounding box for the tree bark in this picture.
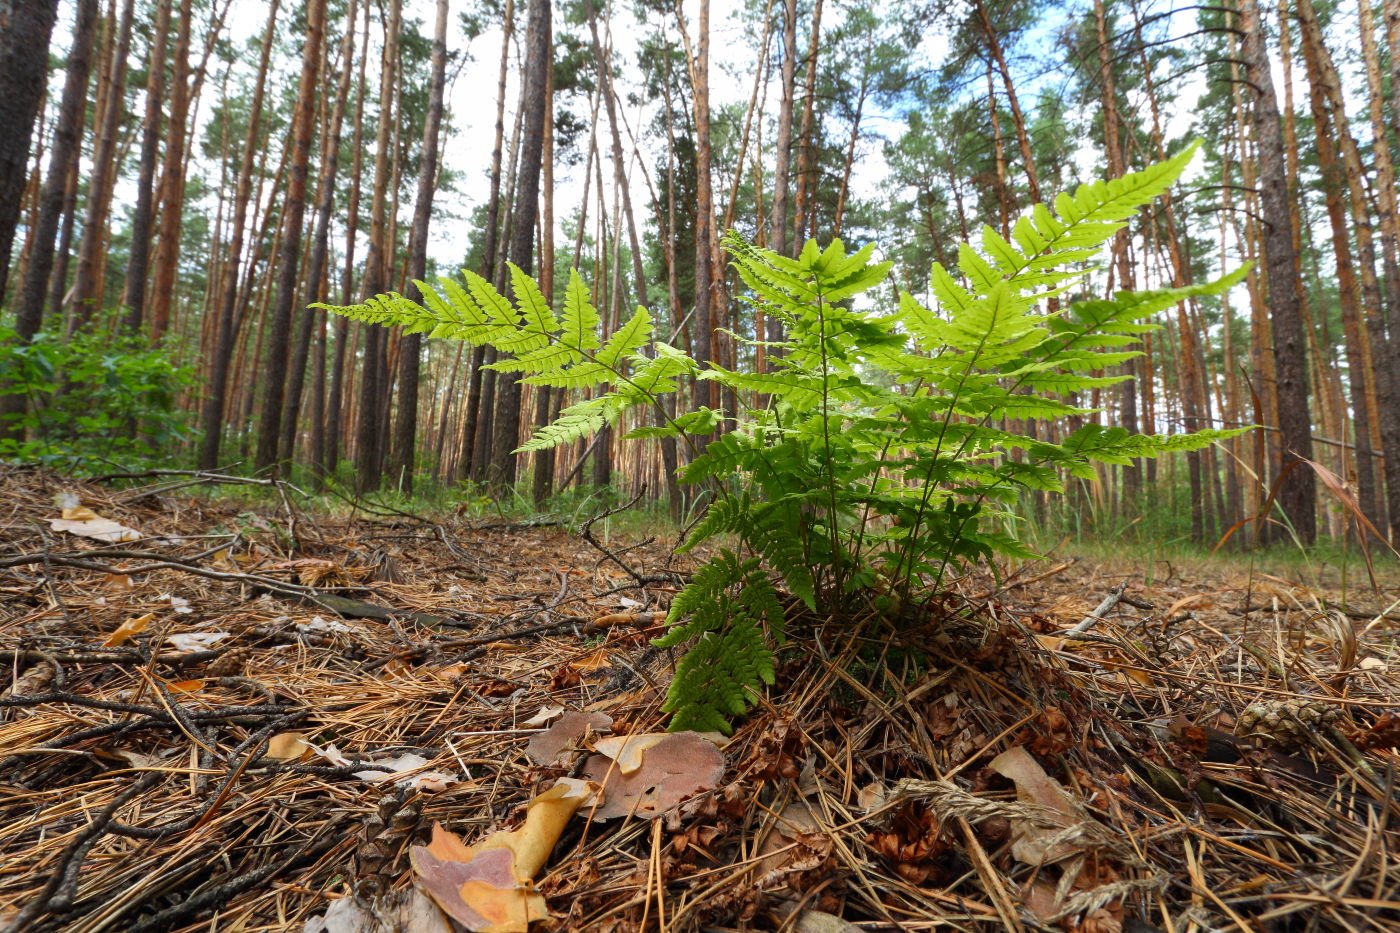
[0,0,59,300]
[148,0,193,342]
[531,27,555,505]
[196,0,279,470]
[488,0,549,489]
[121,0,171,332]
[388,0,449,493]
[69,0,135,332]
[285,2,356,468]
[790,0,823,246]
[254,0,326,473]
[354,0,402,492]
[12,0,97,345]
[326,4,372,479]
[1238,0,1315,543]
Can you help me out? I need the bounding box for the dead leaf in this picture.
[582,731,726,820]
[987,746,1084,865]
[789,908,862,932]
[353,752,458,791]
[568,647,612,672]
[303,889,454,933]
[590,733,671,774]
[164,631,230,652]
[409,782,589,933]
[519,705,564,728]
[1021,879,1062,921]
[412,841,543,933]
[104,613,155,647]
[857,782,888,812]
[475,779,593,878]
[267,732,314,761]
[524,711,612,765]
[50,508,144,543]
[165,679,204,694]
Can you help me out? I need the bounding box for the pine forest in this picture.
[2,0,1400,930]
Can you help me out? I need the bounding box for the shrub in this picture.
[0,321,193,469]
[320,142,1248,732]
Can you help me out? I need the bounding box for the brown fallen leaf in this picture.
[50,507,144,543]
[410,780,593,932]
[582,731,726,820]
[412,841,540,932]
[266,732,314,761]
[568,647,612,673]
[475,779,594,879]
[524,711,612,765]
[104,613,155,647]
[987,746,1084,866]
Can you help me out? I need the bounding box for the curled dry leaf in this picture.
[987,745,1085,866]
[411,780,594,932]
[49,506,144,544]
[104,612,155,647]
[165,631,230,651]
[266,732,315,761]
[303,888,453,933]
[524,711,613,765]
[519,704,564,728]
[582,731,726,821]
[568,647,613,673]
[353,753,458,792]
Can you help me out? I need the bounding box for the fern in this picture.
[318,142,1251,735]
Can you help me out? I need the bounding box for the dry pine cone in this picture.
[205,646,254,677]
[1236,698,1340,751]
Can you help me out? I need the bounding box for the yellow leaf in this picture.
[165,679,205,694]
[568,647,612,672]
[476,779,593,880]
[105,613,155,646]
[266,732,314,761]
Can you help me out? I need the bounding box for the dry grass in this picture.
[0,464,1397,932]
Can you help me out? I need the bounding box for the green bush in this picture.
[0,321,193,469]
[321,142,1249,733]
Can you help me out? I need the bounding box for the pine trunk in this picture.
[388,0,448,493]
[254,0,325,473]
[0,0,59,299]
[488,0,550,489]
[1238,0,1316,543]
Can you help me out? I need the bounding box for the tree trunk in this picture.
[388,0,448,493]
[769,0,797,263]
[1238,0,1315,543]
[254,0,325,473]
[354,0,402,493]
[326,5,372,479]
[1295,0,1380,529]
[196,0,279,470]
[283,5,356,466]
[488,0,549,489]
[790,0,822,246]
[0,0,59,300]
[531,29,555,505]
[0,0,96,442]
[458,0,515,483]
[148,0,193,342]
[69,0,135,332]
[12,0,96,345]
[121,0,171,332]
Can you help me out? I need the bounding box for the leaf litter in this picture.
[0,466,1397,931]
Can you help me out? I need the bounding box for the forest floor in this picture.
[1,464,1399,933]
